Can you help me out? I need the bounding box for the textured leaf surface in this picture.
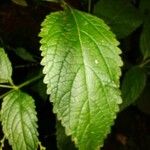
[0,48,12,83]
[94,0,142,39]
[56,121,77,150]
[40,8,122,149]
[1,90,38,150]
[140,17,150,60]
[121,67,146,110]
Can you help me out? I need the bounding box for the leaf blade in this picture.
[94,0,142,39]
[40,8,122,149]
[1,90,39,150]
[140,17,150,60]
[121,67,146,110]
[0,48,12,83]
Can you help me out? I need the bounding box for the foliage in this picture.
[39,6,122,149]
[0,0,150,150]
[1,90,38,150]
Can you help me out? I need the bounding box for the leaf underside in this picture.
[1,90,38,150]
[40,8,122,150]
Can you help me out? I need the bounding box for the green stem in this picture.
[0,90,13,100]
[18,74,43,89]
[140,58,150,67]
[0,84,14,89]
[0,74,43,99]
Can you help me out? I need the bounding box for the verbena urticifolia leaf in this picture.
[0,48,12,83]
[1,90,39,150]
[40,7,122,149]
[121,67,146,110]
[94,0,142,39]
[140,17,150,60]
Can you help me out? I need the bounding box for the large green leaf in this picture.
[40,7,122,149]
[140,17,150,60]
[0,48,12,83]
[1,90,39,150]
[94,0,142,39]
[121,67,146,110]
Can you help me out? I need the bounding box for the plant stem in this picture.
[0,90,13,100]
[0,84,14,89]
[18,74,43,89]
[140,58,150,67]
[0,74,43,99]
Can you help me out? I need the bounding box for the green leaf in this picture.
[140,17,150,60]
[56,121,77,150]
[11,0,28,6]
[139,0,150,15]
[13,48,36,62]
[1,90,39,150]
[121,67,146,110]
[94,0,142,39]
[40,7,122,149]
[0,48,13,83]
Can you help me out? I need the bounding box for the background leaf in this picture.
[121,67,146,110]
[139,0,150,15]
[1,90,39,150]
[11,0,28,6]
[13,47,36,62]
[40,7,122,149]
[94,0,142,39]
[140,17,150,60]
[56,121,77,150]
[0,48,12,83]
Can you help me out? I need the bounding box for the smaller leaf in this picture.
[121,67,146,110]
[11,0,28,6]
[94,0,142,38]
[1,90,39,150]
[13,48,36,62]
[0,48,12,83]
[56,121,77,150]
[140,17,150,60]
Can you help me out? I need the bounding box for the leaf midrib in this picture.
[69,8,91,141]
